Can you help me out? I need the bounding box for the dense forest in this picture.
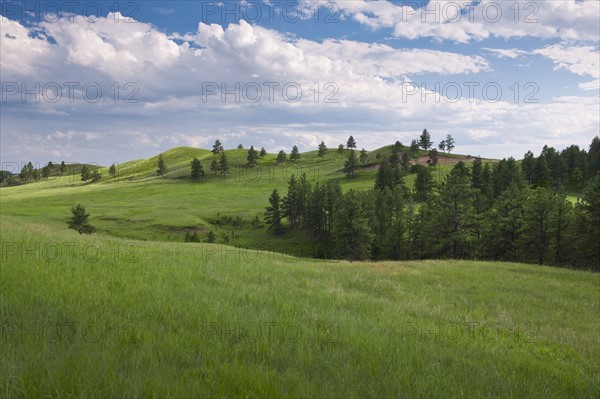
[265,136,600,270]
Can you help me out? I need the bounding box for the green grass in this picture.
[0,147,474,253]
[1,147,597,397]
[1,216,599,398]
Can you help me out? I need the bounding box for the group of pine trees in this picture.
[264,137,600,270]
[1,161,69,185]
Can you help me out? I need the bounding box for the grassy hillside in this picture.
[1,216,598,398]
[0,147,476,254]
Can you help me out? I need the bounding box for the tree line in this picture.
[264,136,600,270]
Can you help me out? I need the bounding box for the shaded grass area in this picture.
[1,216,599,397]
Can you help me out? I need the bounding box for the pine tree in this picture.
[41,166,50,179]
[409,140,420,156]
[360,148,368,165]
[414,165,434,201]
[109,163,117,177]
[520,187,554,264]
[218,152,229,175]
[290,145,300,161]
[318,141,328,157]
[206,231,216,243]
[445,134,455,153]
[428,149,439,167]
[438,140,446,153]
[210,157,220,174]
[264,189,283,234]
[337,144,345,156]
[532,156,550,187]
[390,141,403,167]
[67,204,95,234]
[522,151,535,184]
[472,157,483,189]
[344,150,358,177]
[81,165,90,181]
[401,151,411,173]
[332,190,373,260]
[247,146,259,167]
[191,157,205,181]
[212,140,224,155]
[259,147,267,157]
[347,136,357,150]
[91,169,101,182]
[276,150,287,165]
[418,129,432,150]
[59,161,66,175]
[157,154,168,177]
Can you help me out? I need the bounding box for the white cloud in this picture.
[533,43,600,90]
[312,0,600,43]
[483,48,527,59]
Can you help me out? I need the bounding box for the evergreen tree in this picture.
[67,204,95,234]
[418,129,432,150]
[414,165,434,202]
[360,148,368,165]
[549,192,573,266]
[206,231,216,243]
[59,161,66,175]
[481,185,526,261]
[428,149,439,167]
[522,151,535,184]
[91,169,101,182]
[576,172,600,270]
[401,151,411,173]
[472,157,483,189]
[157,154,168,177]
[212,140,224,155]
[588,136,600,176]
[344,150,359,177]
[390,141,403,167]
[247,146,259,167]
[520,187,554,265]
[445,134,455,153]
[81,165,90,181]
[347,136,357,150]
[264,189,283,234]
[109,163,117,177]
[318,141,328,157]
[428,162,477,258]
[259,147,267,157]
[210,157,220,174]
[41,166,50,179]
[332,190,373,260]
[276,150,287,165]
[409,140,420,156]
[218,152,229,175]
[438,140,446,153]
[191,157,206,181]
[290,145,300,161]
[337,144,345,156]
[532,156,550,187]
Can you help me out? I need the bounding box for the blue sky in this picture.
[1,0,599,166]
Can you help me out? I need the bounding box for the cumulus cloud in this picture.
[310,0,600,43]
[533,43,600,91]
[0,12,598,165]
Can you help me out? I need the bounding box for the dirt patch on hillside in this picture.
[414,155,475,165]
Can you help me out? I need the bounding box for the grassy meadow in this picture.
[1,147,598,397]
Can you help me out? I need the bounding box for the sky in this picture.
[1,0,599,167]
